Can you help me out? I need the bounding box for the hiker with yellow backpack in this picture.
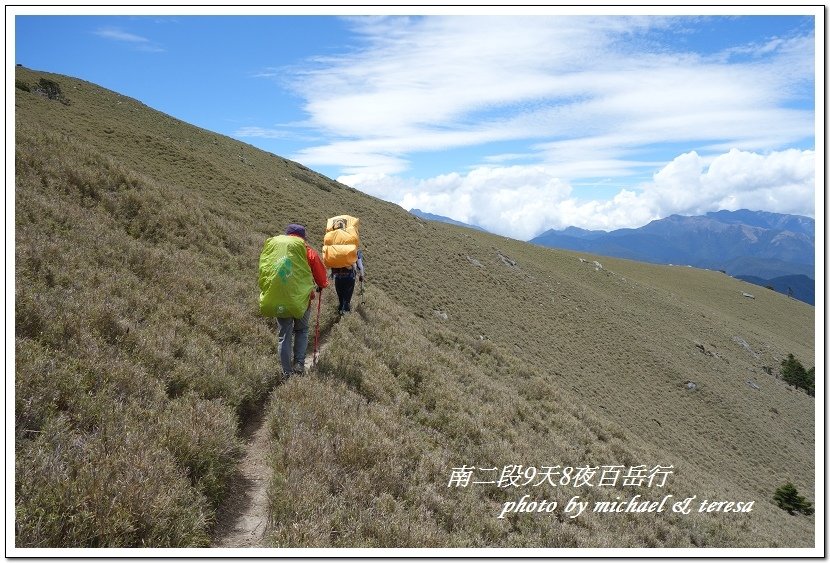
[258,224,328,379]
[322,215,364,315]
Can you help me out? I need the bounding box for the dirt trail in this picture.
[211,339,332,548]
[210,396,271,548]
[211,289,357,548]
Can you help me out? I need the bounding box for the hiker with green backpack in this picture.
[258,224,328,379]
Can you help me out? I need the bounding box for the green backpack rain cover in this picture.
[259,235,314,318]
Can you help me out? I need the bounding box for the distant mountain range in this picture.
[531,210,815,305]
[409,209,488,232]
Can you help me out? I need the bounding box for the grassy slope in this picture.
[14,67,816,548]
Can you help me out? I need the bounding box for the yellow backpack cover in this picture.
[323,215,360,269]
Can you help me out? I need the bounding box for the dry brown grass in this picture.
[264,287,814,548]
[14,66,816,549]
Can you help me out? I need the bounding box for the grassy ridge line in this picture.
[265,286,812,547]
[13,68,370,251]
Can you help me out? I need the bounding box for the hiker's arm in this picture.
[307,247,329,289]
[357,253,365,279]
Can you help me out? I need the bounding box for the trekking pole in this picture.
[360,277,366,306]
[313,288,323,368]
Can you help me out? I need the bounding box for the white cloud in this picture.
[94,27,164,52]
[623,148,815,226]
[252,69,282,79]
[277,15,813,182]
[244,15,815,237]
[299,142,410,175]
[666,148,815,216]
[233,126,291,139]
[340,148,815,240]
[343,166,572,240]
[94,27,150,43]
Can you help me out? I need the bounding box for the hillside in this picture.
[13,67,817,550]
[736,274,816,306]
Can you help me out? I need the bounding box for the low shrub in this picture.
[780,354,815,396]
[773,483,814,516]
[16,413,211,547]
[34,78,70,104]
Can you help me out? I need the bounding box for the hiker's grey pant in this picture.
[277,305,311,376]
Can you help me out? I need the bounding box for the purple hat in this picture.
[285,223,307,239]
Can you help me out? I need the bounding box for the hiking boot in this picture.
[293,363,305,375]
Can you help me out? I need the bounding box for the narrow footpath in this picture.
[211,341,330,548]
[210,395,272,548]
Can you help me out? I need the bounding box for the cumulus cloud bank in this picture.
[341,148,815,240]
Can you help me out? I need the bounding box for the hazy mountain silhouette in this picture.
[532,210,815,304]
[409,208,489,232]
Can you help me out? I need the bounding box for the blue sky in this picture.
[11,7,821,240]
